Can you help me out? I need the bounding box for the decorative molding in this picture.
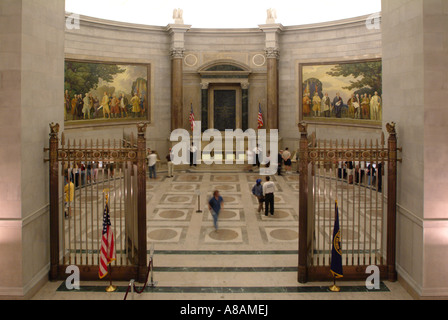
[170,47,185,59]
[23,204,50,227]
[252,54,266,67]
[184,54,198,67]
[396,264,422,297]
[265,47,280,59]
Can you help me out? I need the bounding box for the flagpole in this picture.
[329,199,341,292]
[103,189,117,293]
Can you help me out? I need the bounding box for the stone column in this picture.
[265,48,280,131]
[259,24,283,131]
[241,82,250,131]
[167,24,191,131]
[201,82,209,132]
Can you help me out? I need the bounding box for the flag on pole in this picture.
[189,104,195,132]
[330,200,343,279]
[257,103,264,129]
[99,203,116,279]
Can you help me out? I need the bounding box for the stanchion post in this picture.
[196,190,202,213]
[130,279,135,300]
[148,243,158,288]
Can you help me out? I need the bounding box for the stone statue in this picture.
[173,8,184,24]
[266,8,277,24]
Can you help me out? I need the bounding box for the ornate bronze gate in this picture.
[298,122,401,283]
[45,123,148,282]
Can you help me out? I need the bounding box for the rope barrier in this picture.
[123,258,153,300]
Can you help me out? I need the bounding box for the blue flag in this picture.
[330,201,343,279]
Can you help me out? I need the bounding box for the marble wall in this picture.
[382,0,448,298]
[0,0,65,298]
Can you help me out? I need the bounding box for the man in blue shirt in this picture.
[208,190,224,232]
[252,179,264,213]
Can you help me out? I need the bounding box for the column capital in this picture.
[201,82,210,90]
[166,24,191,59]
[170,47,185,59]
[241,82,250,90]
[259,23,283,56]
[265,47,280,60]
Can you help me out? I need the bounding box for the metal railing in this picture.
[298,122,401,283]
[45,122,149,282]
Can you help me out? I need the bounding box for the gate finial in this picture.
[386,122,396,135]
[49,123,60,138]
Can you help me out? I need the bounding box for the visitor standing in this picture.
[263,176,275,216]
[166,148,174,178]
[148,151,158,179]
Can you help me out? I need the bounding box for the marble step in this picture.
[143,271,299,288]
[152,253,298,269]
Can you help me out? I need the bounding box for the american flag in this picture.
[99,203,116,279]
[189,104,195,132]
[258,103,264,129]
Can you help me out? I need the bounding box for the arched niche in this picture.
[198,60,251,132]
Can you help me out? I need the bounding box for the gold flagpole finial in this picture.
[103,189,110,204]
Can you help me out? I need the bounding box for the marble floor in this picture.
[32,167,413,300]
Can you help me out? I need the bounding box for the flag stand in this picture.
[106,265,117,293]
[329,276,340,292]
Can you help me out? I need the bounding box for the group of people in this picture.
[336,161,383,192]
[64,161,108,188]
[209,175,277,233]
[63,161,113,219]
[247,146,295,175]
[251,176,276,217]
[64,90,146,121]
[303,91,382,121]
[146,147,176,179]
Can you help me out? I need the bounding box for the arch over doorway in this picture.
[198,60,252,132]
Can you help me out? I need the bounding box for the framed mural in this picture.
[299,59,382,125]
[64,60,150,125]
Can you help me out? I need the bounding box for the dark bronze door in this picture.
[213,90,236,131]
